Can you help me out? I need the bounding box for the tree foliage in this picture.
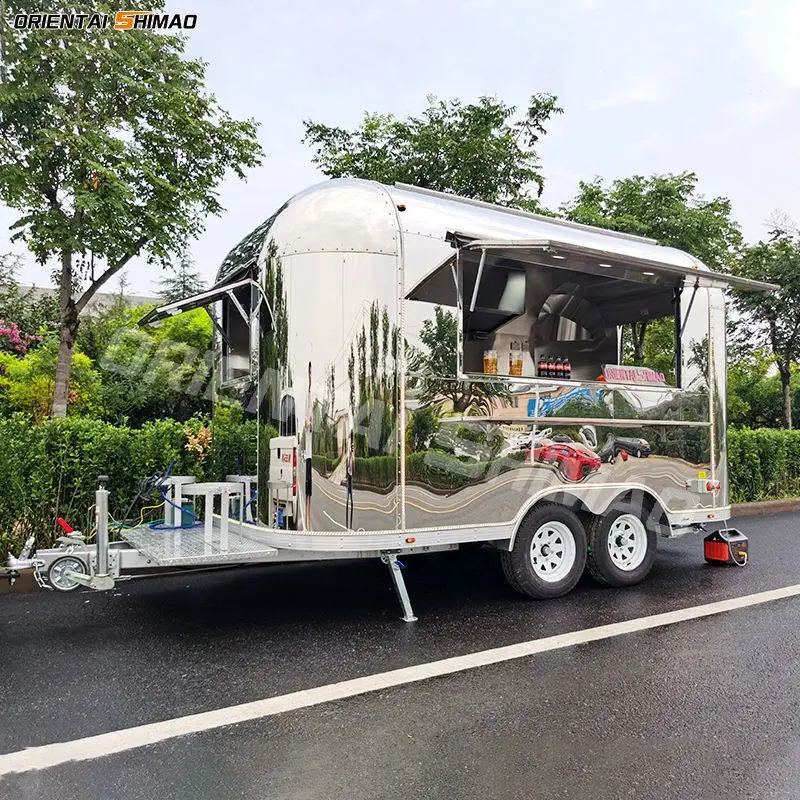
[303,93,562,207]
[158,254,206,303]
[86,305,214,425]
[0,340,102,422]
[562,172,742,368]
[730,230,800,428]
[0,253,60,343]
[561,172,742,269]
[0,0,263,416]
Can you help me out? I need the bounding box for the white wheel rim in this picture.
[606,514,648,571]
[49,557,85,590]
[529,521,577,583]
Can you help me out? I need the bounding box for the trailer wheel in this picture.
[501,503,587,599]
[47,555,87,592]
[585,504,657,587]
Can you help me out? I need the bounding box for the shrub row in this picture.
[407,449,525,491]
[312,454,342,478]
[727,427,800,503]
[0,414,267,559]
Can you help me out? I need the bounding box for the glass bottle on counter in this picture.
[537,353,546,377]
[563,356,571,380]
[554,356,564,380]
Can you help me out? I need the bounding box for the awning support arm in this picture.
[469,248,487,312]
[228,290,249,324]
[680,280,700,338]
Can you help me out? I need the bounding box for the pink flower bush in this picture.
[0,320,42,355]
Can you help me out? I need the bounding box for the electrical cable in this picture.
[722,525,748,567]
[148,488,203,530]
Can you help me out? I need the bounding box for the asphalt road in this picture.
[1,512,798,799]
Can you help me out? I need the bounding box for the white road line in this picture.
[2,584,798,778]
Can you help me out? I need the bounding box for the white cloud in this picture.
[591,76,669,110]
[731,0,800,87]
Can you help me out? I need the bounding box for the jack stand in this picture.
[70,476,116,591]
[381,552,418,622]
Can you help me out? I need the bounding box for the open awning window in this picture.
[407,237,777,305]
[139,278,273,384]
[139,278,272,327]
[408,235,777,385]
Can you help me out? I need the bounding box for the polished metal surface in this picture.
[208,178,741,538]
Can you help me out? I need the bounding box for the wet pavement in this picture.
[1,511,798,798]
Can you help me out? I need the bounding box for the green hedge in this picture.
[407,449,525,491]
[0,414,266,559]
[727,427,800,502]
[312,454,342,478]
[354,455,396,489]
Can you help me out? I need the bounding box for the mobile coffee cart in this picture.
[7,180,773,619]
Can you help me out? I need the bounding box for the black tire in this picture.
[586,502,657,587]
[501,503,587,599]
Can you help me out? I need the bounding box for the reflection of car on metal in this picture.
[532,434,602,481]
[614,436,652,458]
[597,435,651,462]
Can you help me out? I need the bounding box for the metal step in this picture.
[120,524,281,566]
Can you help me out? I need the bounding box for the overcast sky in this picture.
[3,0,799,296]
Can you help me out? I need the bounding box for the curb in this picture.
[730,498,800,517]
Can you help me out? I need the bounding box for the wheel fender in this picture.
[509,484,668,550]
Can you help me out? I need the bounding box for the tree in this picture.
[0,340,102,423]
[726,349,782,428]
[408,306,510,414]
[0,253,60,344]
[158,254,206,303]
[562,172,742,364]
[0,1,262,417]
[77,303,214,426]
[730,230,800,428]
[303,93,563,208]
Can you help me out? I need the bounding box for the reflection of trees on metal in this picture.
[688,335,709,382]
[259,240,289,422]
[312,365,338,473]
[408,306,510,414]
[348,301,398,458]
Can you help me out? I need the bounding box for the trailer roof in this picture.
[394,183,660,245]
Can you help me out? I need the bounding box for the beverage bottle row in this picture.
[536,354,572,380]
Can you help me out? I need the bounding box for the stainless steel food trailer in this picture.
[6,179,776,619]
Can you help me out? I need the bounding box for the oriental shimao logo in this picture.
[13,11,197,31]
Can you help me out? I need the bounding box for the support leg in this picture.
[203,491,214,553]
[381,552,418,622]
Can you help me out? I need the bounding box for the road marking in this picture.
[1,584,797,777]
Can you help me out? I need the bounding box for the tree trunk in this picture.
[778,362,792,429]
[51,249,77,418]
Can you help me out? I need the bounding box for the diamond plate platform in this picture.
[120,524,280,566]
